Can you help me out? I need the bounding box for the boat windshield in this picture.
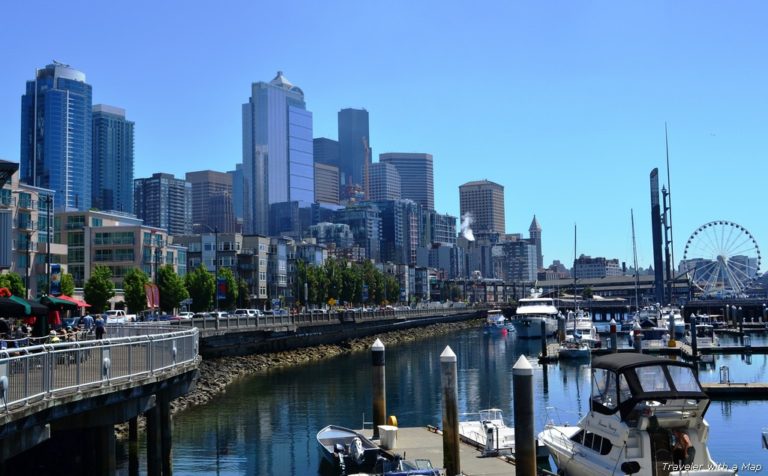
[635,366,671,393]
[666,366,701,392]
[519,299,552,307]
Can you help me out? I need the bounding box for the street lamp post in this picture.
[25,232,32,299]
[214,227,219,312]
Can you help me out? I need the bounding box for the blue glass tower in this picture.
[92,104,134,213]
[242,71,314,235]
[20,62,93,210]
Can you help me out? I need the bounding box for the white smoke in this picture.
[460,212,475,241]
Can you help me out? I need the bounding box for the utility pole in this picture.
[214,226,219,312]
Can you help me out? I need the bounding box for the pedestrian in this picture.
[83,313,94,333]
[94,315,106,340]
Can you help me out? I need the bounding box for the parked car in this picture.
[176,312,194,320]
[233,309,262,317]
[210,311,228,319]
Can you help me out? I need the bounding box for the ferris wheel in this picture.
[681,220,761,298]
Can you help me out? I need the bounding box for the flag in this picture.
[144,284,154,308]
[151,284,160,309]
[50,264,62,296]
[216,277,227,300]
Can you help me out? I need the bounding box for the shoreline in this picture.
[116,317,483,438]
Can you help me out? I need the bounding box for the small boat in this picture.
[458,408,549,458]
[317,425,440,475]
[683,315,720,349]
[558,339,591,360]
[539,353,737,476]
[509,289,559,338]
[483,309,507,333]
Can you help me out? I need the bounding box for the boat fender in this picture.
[388,415,398,427]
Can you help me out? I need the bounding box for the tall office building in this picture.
[369,162,401,201]
[459,180,505,235]
[242,71,314,235]
[92,105,134,213]
[227,164,244,226]
[379,153,434,210]
[314,162,340,205]
[372,199,421,266]
[338,108,370,198]
[313,138,339,168]
[20,62,93,210]
[529,215,543,269]
[186,170,233,231]
[133,173,191,235]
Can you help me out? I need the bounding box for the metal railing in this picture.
[0,326,199,413]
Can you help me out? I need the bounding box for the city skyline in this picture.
[2,2,767,270]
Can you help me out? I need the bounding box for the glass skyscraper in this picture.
[20,62,93,210]
[242,71,314,235]
[338,108,370,199]
[92,104,134,213]
[379,152,434,210]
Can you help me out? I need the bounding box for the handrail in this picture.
[0,326,199,414]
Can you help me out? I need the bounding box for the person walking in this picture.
[83,313,94,333]
[94,315,106,340]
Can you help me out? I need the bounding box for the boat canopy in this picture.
[590,354,709,420]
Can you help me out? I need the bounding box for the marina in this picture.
[110,324,768,474]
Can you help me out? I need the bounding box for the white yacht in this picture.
[539,353,736,476]
[510,289,559,339]
[659,306,686,339]
[565,309,601,348]
[483,309,507,332]
[683,315,719,349]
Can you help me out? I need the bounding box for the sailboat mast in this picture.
[573,224,577,311]
[665,123,676,283]
[631,209,640,311]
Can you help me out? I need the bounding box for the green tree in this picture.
[582,286,594,299]
[385,275,400,304]
[185,265,214,312]
[84,266,116,313]
[236,278,250,308]
[158,265,189,314]
[123,268,150,314]
[217,267,237,310]
[60,273,75,296]
[0,272,25,297]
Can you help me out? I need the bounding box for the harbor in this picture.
[105,322,768,474]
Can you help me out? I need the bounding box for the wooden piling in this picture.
[513,355,536,476]
[146,403,161,476]
[633,322,642,352]
[610,318,617,353]
[372,338,386,439]
[160,394,173,475]
[690,315,698,361]
[440,346,460,476]
[540,321,547,358]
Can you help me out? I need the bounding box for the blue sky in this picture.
[1,1,766,271]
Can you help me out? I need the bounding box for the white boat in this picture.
[565,310,601,349]
[458,408,549,458]
[539,353,736,476]
[558,340,592,360]
[659,306,686,339]
[510,289,559,339]
[484,309,507,332]
[683,316,720,349]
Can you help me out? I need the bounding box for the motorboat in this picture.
[316,425,440,475]
[558,340,592,360]
[564,309,601,349]
[659,306,686,339]
[683,316,719,349]
[458,408,549,458]
[483,309,508,333]
[538,353,736,476]
[509,289,559,338]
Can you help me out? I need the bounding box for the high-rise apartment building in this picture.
[186,170,233,232]
[379,153,434,210]
[20,62,93,210]
[372,199,421,266]
[338,108,370,198]
[314,162,340,205]
[529,215,543,269]
[369,162,401,201]
[459,180,505,235]
[92,105,134,213]
[242,71,314,235]
[134,173,191,236]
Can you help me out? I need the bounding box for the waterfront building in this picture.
[574,254,622,279]
[242,71,314,235]
[0,162,66,297]
[269,236,292,305]
[173,232,240,282]
[55,209,185,288]
[334,204,381,262]
[92,105,134,213]
[369,162,401,201]
[459,180,505,235]
[313,138,339,168]
[493,239,538,282]
[371,199,421,266]
[379,153,434,210]
[20,62,93,210]
[529,215,543,269]
[133,173,192,236]
[306,222,355,249]
[186,170,234,233]
[314,162,340,205]
[338,108,370,199]
[238,234,270,307]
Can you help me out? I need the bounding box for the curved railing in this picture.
[0,326,199,413]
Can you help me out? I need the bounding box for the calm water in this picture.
[117,327,768,475]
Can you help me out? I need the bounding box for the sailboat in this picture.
[559,225,594,360]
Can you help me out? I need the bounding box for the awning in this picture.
[0,296,49,317]
[56,295,91,307]
[40,295,80,309]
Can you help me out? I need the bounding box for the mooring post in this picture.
[739,306,744,335]
[557,314,566,343]
[762,304,766,324]
[610,318,617,353]
[372,338,386,440]
[633,321,642,353]
[513,355,536,476]
[129,416,139,476]
[160,393,173,475]
[146,403,161,476]
[540,320,547,358]
[690,315,698,361]
[440,346,460,476]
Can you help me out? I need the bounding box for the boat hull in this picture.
[510,318,557,338]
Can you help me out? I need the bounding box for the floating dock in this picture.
[359,426,520,475]
[701,382,768,399]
